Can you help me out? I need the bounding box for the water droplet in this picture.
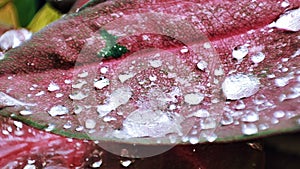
[120,160,132,167]
[85,119,96,129]
[48,105,69,116]
[72,79,87,89]
[221,113,234,125]
[258,123,269,130]
[149,59,162,68]
[13,121,23,128]
[149,74,157,81]
[222,73,260,100]
[187,109,210,118]
[273,110,285,118]
[78,71,89,78]
[94,78,110,89]
[119,73,134,83]
[272,8,300,32]
[64,79,72,84]
[232,45,249,60]
[35,91,45,96]
[69,91,88,100]
[180,46,189,53]
[63,121,72,129]
[234,100,246,110]
[242,123,258,135]
[45,123,56,131]
[189,136,199,144]
[214,67,224,76]
[23,164,36,169]
[47,82,60,92]
[55,93,63,98]
[103,116,117,122]
[197,60,208,71]
[100,67,109,74]
[20,110,33,116]
[251,52,265,64]
[274,76,293,87]
[205,133,218,142]
[281,1,290,8]
[184,93,204,105]
[91,159,103,168]
[74,105,83,114]
[241,111,259,122]
[203,42,211,49]
[200,117,217,129]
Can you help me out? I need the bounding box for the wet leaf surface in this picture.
[0,117,265,168]
[0,0,300,146]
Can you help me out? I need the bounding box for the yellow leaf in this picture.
[0,2,19,28]
[27,3,61,32]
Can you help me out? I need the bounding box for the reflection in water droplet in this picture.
[241,111,259,122]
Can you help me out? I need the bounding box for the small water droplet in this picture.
[20,110,33,116]
[205,133,218,142]
[149,59,162,68]
[281,1,290,8]
[221,113,234,125]
[85,119,96,129]
[94,78,110,89]
[251,52,265,64]
[69,91,88,100]
[273,110,285,118]
[47,82,60,92]
[78,71,89,78]
[242,123,258,135]
[23,164,36,169]
[241,111,259,122]
[232,45,249,60]
[189,136,199,144]
[258,123,269,130]
[274,76,293,87]
[203,42,211,49]
[35,91,45,96]
[222,73,260,100]
[13,121,23,128]
[45,123,56,132]
[200,117,217,129]
[120,160,132,167]
[187,109,209,118]
[180,46,189,53]
[197,60,208,71]
[234,100,246,110]
[184,93,204,105]
[48,105,69,116]
[119,73,134,83]
[91,159,103,168]
[63,121,72,129]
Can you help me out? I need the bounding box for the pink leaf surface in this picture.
[0,0,299,147]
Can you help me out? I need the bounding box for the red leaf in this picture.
[0,0,300,148]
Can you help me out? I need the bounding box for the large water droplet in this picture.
[222,74,260,100]
[272,8,300,32]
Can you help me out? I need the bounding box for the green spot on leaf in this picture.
[97,29,128,59]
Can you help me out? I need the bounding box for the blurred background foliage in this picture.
[0,0,80,32]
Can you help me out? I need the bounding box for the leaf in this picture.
[0,0,300,147]
[12,0,39,27]
[0,1,18,27]
[0,117,264,168]
[27,3,62,32]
